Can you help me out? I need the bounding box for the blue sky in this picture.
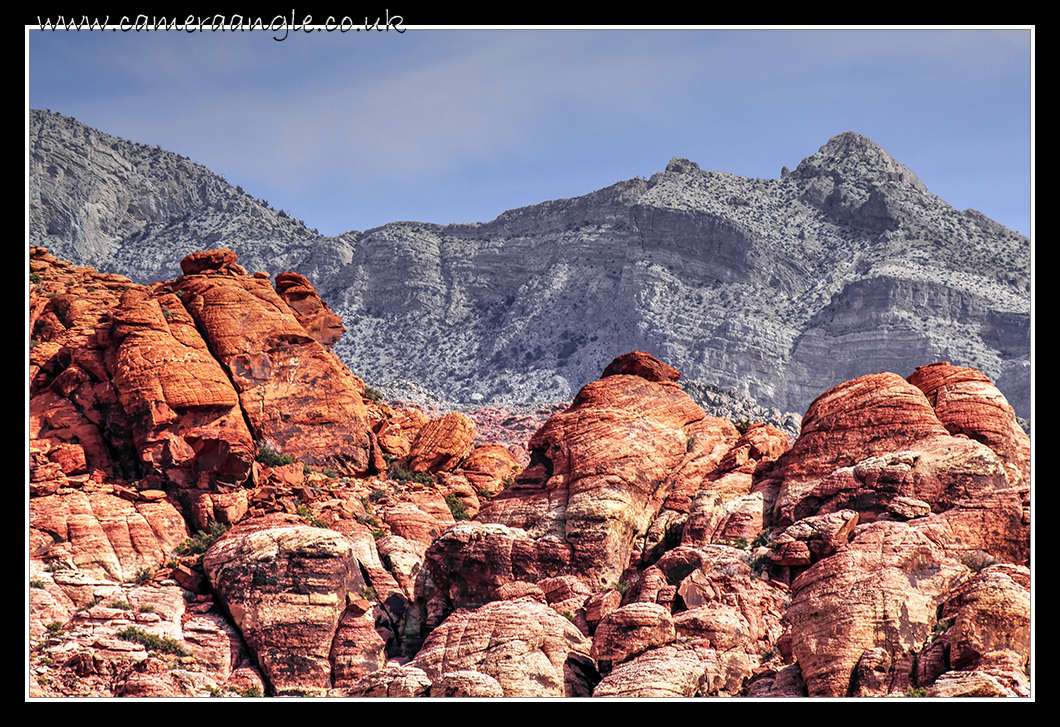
[28,26,1033,237]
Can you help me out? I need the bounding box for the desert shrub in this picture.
[116,625,189,656]
[134,567,155,585]
[296,504,328,528]
[931,617,954,641]
[751,530,773,549]
[734,418,751,434]
[361,586,378,601]
[257,446,293,467]
[717,537,749,550]
[256,445,294,467]
[363,386,384,403]
[175,521,227,556]
[30,579,46,589]
[903,686,928,698]
[388,464,437,486]
[445,493,469,521]
[960,550,997,573]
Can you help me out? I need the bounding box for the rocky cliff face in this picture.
[29,252,1030,697]
[30,109,1030,420]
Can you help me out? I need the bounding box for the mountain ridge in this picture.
[28,109,1030,419]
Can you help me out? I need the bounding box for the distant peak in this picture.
[665,157,700,174]
[793,132,929,194]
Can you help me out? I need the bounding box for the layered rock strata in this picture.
[31,109,1031,420]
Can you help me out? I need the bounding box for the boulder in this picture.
[410,597,592,697]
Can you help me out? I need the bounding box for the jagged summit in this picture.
[793,130,930,195]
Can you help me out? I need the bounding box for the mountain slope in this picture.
[29,109,1030,418]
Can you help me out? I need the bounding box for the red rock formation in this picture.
[479,353,714,590]
[768,372,1014,527]
[404,412,476,474]
[29,252,1032,699]
[600,350,681,383]
[908,362,1030,488]
[202,515,368,695]
[274,271,346,349]
[409,597,593,697]
[171,252,373,475]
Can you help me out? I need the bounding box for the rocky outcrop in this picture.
[169,252,374,475]
[409,597,593,697]
[32,110,1030,420]
[201,516,365,695]
[28,248,1031,699]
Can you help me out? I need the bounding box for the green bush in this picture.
[175,521,227,556]
[903,686,928,698]
[256,445,294,467]
[363,386,384,404]
[296,504,328,529]
[388,465,437,486]
[445,493,470,521]
[134,567,155,585]
[960,550,997,573]
[30,579,46,589]
[116,625,189,656]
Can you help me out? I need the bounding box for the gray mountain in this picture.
[29,108,1030,419]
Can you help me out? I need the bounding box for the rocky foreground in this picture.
[29,247,1030,698]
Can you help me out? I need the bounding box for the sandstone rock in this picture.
[430,670,506,697]
[379,491,456,552]
[479,356,716,590]
[410,598,592,697]
[785,520,967,697]
[419,521,574,632]
[590,602,675,663]
[770,372,1013,527]
[593,645,705,697]
[940,563,1030,674]
[459,443,522,496]
[330,607,388,688]
[344,664,432,697]
[202,517,365,694]
[173,262,374,476]
[745,663,808,697]
[30,491,188,582]
[274,271,346,349]
[404,412,476,474]
[908,362,1030,488]
[600,350,681,383]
